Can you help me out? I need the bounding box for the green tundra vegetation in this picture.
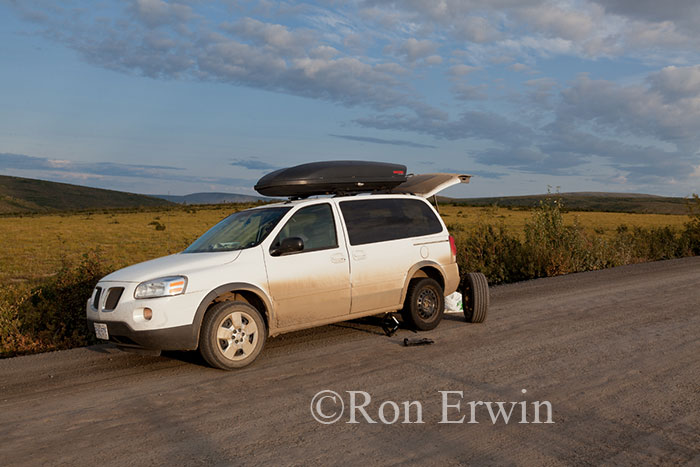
[444,192,691,215]
[1,195,699,358]
[0,174,172,214]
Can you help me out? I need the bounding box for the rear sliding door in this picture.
[338,198,444,314]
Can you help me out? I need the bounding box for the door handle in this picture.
[352,250,366,260]
[331,253,347,263]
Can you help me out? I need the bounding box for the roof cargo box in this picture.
[254,161,408,197]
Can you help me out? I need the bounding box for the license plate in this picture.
[94,323,109,340]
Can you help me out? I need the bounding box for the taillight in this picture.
[449,235,457,262]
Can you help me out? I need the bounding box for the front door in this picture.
[265,203,351,328]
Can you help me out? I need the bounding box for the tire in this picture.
[462,272,489,323]
[401,278,445,331]
[199,301,267,370]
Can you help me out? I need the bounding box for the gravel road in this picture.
[1,257,699,466]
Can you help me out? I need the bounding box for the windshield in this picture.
[184,207,291,253]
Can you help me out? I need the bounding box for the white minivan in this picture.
[87,163,488,369]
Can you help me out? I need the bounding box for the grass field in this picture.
[2,197,698,358]
[0,204,255,283]
[0,202,690,284]
[445,192,692,215]
[439,204,689,238]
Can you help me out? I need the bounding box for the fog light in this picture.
[143,308,153,320]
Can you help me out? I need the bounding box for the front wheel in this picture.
[199,301,267,370]
[401,278,445,331]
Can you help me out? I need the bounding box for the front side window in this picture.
[340,198,443,245]
[270,203,338,253]
[184,207,291,253]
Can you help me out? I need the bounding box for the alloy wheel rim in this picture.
[216,311,259,361]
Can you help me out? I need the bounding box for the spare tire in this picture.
[462,272,489,323]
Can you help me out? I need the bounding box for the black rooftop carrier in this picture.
[254,161,408,197]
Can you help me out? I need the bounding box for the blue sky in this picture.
[1,0,699,198]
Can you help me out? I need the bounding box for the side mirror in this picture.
[270,237,304,256]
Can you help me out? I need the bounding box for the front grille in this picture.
[92,287,102,309]
[104,287,124,311]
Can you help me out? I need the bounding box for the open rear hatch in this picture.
[391,173,471,198]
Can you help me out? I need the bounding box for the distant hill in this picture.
[0,175,172,214]
[443,192,692,215]
[1,176,691,216]
[153,192,270,204]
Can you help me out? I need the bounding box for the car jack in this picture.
[381,313,400,336]
[403,337,434,346]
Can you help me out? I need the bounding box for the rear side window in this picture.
[339,198,443,245]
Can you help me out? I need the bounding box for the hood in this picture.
[101,250,242,283]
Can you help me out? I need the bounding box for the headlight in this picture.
[134,276,187,299]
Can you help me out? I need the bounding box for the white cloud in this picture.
[131,0,193,28]
[223,17,315,57]
[649,65,700,99]
[361,0,700,61]
[447,63,486,99]
[611,174,628,184]
[0,152,254,187]
[559,73,700,149]
[524,77,559,107]
[374,62,408,75]
[424,54,443,65]
[518,3,596,41]
[397,38,439,62]
[453,16,501,43]
[452,83,488,100]
[448,64,479,76]
[309,45,340,59]
[593,0,700,31]
[625,20,690,49]
[525,77,557,88]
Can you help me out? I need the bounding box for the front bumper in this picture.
[86,280,208,350]
[87,319,198,350]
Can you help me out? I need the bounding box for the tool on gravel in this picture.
[403,337,434,346]
[381,313,400,336]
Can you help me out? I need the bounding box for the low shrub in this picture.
[682,194,700,255]
[457,223,528,285]
[1,287,46,357]
[456,194,698,285]
[0,249,113,357]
